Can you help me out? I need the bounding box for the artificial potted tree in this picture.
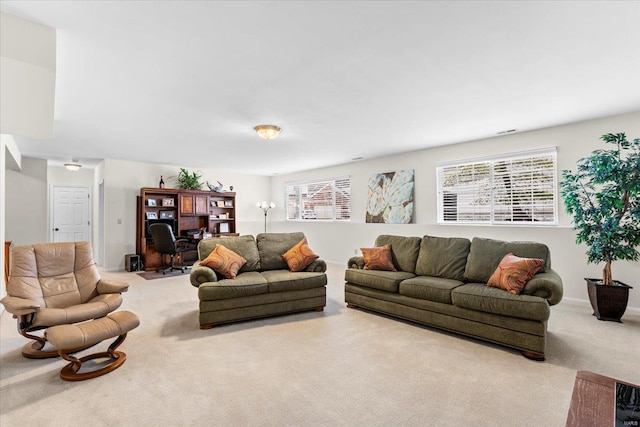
[560,133,639,322]
[176,168,203,190]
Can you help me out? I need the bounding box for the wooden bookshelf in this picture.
[136,187,238,271]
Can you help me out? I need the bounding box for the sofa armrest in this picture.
[190,261,218,287]
[0,295,40,316]
[348,256,365,270]
[304,259,327,273]
[97,279,129,294]
[522,268,563,306]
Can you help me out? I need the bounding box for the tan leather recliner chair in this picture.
[0,241,129,358]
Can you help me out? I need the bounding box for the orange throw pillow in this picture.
[283,238,319,272]
[361,244,396,271]
[487,253,544,295]
[200,244,247,279]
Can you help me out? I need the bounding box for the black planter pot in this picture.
[585,278,633,322]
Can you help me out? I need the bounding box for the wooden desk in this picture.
[566,370,638,427]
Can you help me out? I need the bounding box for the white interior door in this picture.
[52,186,91,242]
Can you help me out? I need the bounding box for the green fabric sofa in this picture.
[345,235,563,360]
[190,233,327,328]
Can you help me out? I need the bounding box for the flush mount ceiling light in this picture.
[254,124,281,140]
[64,161,82,171]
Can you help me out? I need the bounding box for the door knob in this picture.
[54,228,59,231]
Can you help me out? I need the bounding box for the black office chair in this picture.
[149,223,191,274]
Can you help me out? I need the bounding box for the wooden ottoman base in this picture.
[45,311,140,381]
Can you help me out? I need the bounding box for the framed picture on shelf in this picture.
[224,200,233,207]
[147,199,157,207]
[162,198,174,207]
[219,223,230,233]
[219,213,228,219]
[159,210,175,219]
[216,200,225,207]
[146,212,158,219]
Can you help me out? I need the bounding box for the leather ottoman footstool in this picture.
[45,311,140,381]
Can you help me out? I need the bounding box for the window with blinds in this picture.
[286,177,351,221]
[437,149,557,224]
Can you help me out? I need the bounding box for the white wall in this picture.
[5,161,97,248]
[101,159,271,270]
[4,113,638,309]
[5,157,48,246]
[3,157,273,272]
[0,13,56,139]
[93,161,105,265]
[269,112,640,309]
[47,165,95,187]
[1,134,23,306]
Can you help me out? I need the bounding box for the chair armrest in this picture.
[348,256,365,269]
[304,259,327,272]
[97,279,129,294]
[176,239,195,250]
[190,261,218,287]
[176,238,191,246]
[522,268,563,306]
[0,295,40,316]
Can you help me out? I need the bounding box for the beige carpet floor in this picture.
[1,262,638,426]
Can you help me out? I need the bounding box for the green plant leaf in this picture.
[559,132,640,283]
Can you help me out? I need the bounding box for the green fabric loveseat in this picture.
[190,232,327,328]
[345,235,563,360]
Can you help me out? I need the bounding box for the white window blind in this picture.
[437,149,557,224]
[286,177,351,221]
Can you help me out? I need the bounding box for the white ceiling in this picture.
[2,1,639,175]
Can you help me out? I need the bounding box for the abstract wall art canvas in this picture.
[366,169,414,223]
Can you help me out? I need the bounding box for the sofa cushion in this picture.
[399,276,464,304]
[282,238,319,272]
[198,236,260,273]
[374,235,422,273]
[451,283,550,321]
[361,244,396,271]
[415,235,471,281]
[257,232,306,271]
[261,270,327,293]
[487,253,544,295]
[200,244,247,279]
[464,237,551,283]
[198,272,269,301]
[345,268,415,293]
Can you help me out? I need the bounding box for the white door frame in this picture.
[97,180,105,266]
[50,185,92,243]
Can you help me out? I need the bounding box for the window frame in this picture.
[285,176,351,222]
[436,148,558,225]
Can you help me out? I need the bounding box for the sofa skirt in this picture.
[200,287,326,327]
[345,285,547,356]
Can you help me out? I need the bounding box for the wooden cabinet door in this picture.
[195,195,209,215]
[180,195,194,215]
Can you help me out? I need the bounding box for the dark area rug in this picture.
[137,268,191,280]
